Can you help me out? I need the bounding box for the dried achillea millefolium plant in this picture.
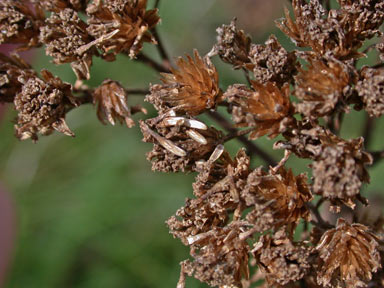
[1,0,384,287]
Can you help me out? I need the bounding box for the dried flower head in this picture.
[253,230,312,286]
[147,50,221,116]
[356,67,384,118]
[0,0,44,50]
[36,0,90,12]
[140,114,222,172]
[243,167,312,232]
[0,53,36,103]
[40,9,96,80]
[93,79,144,127]
[246,35,298,86]
[86,0,160,59]
[179,224,250,287]
[316,218,381,288]
[14,70,78,141]
[225,81,293,139]
[277,0,384,59]
[312,135,372,211]
[211,18,252,68]
[294,58,355,119]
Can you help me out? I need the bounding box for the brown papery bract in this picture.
[147,50,221,116]
[316,218,381,288]
[225,81,294,139]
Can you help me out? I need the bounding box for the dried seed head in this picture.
[36,0,90,12]
[0,0,44,50]
[243,167,312,233]
[140,117,222,172]
[225,81,293,139]
[356,67,384,118]
[14,70,78,141]
[86,0,160,59]
[212,18,252,68]
[253,231,312,286]
[246,35,298,86]
[316,218,381,288]
[93,79,142,127]
[179,225,250,287]
[40,9,96,80]
[146,50,221,116]
[0,53,36,103]
[277,0,384,59]
[294,57,355,119]
[312,136,372,211]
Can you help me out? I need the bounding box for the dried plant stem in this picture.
[222,127,257,143]
[152,28,172,69]
[362,114,375,149]
[242,68,252,88]
[136,53,170,73]
[154,0,160,9]
[307,202,333,229]
[207,111,277,166]
[370,150,384,166]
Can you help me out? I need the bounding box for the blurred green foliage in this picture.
[1,1,384,287]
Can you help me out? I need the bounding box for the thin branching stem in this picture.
[135,53,171,73]
[362,114,375,149]
[207,111,277,166]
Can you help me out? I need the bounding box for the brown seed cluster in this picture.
[0,0,45,50]
[14,70,78,141]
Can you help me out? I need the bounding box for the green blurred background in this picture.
[1,0,384,287]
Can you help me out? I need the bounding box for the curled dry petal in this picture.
[146,50,221,116]
[316,218,381,288]
[225,81,293,139]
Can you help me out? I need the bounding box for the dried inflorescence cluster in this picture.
[1,0,384,287]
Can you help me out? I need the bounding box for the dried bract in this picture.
[356,67,384,118]
[86,0,160,59]
[0,0,44,50]
[147,50,221,116]
[211,19,252,68]
[0,53,36,103]
[140,116,222,172]
[14,70,78,141]
[316,218,381,288]
[40,9,96,80]
[246,35,298,86]
[312,136,372,211]
[294,58,355,119]
[253,230,311,286]
[243,167,312,232]
[377,43,384,62]
[93,79,140,127]
[225,81,293,139]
